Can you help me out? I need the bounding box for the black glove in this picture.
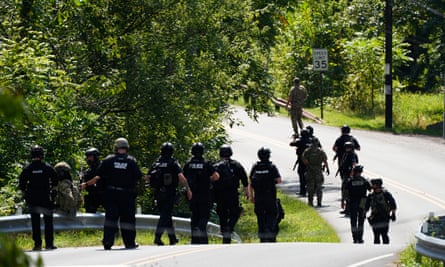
[390,213,396,221]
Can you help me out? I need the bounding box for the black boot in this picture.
[154,234,164,246]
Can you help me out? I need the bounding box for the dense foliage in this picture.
[1,0,444,215]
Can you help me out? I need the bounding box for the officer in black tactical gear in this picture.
[212,145,249,244]
[248,147,282,242]
[147,142,192,246]
[342,165,371,243]
[289,129,312,196]
[81,148,104,213]
[365,178,397,244]
[19,145,59,251]
[183,142,219,244]
[333,125,360,168]
[81,138,142,250]
[339,141,359,215]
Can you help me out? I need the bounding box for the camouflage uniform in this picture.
[287,79,308,136]
[302,141,328,207]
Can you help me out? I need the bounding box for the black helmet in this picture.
[300,129,310,138]
[257,147,271,160]
[352,165,363,173]
[305,125,314,136]
[371,178,383,187]
[114,137,129,151]
[341,125,351,134]
[85,147,100,157]
[161,142,174,157]
[219,144,233,158]
[344,141,354,148]
[30,145,44,158]
[191,142,204,157]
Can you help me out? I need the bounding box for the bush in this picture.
[0,234,44,267]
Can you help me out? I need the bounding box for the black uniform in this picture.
[333,134,360,169]
[212,159,248,243]
[149,156,183,245]
[19,160,58,250]
[250,160,281,242]
[97,153,142,249]
[344,175,371,243]
[183,156,216,244]
[290,134,311,196]
[82,160,104,213]
[365,188,397,244]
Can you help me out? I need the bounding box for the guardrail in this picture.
[415,214,445,264]
[0,213,241,243]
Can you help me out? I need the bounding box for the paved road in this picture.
[28,107,445,266]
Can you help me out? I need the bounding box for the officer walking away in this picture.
[332,125,360,171]
[302,138,329,207]
[183,142,219,244]
[19,145,58,251]
[286,77,308,138]
[212,145,249,244]
[342,165,371,243]
[248,147,282,242]
[147,142,192,246]
[289,129,312,197]
[81,148,104,213]
[81,138,142,250]
[365,178,397,244]
[339,141,359,215]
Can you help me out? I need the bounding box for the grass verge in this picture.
[6,191,339,250]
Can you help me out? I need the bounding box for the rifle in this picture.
[292,158,299,171]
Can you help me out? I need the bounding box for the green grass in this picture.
[398,243,443,267]
[7,191,338,250]
[274,92,444,136]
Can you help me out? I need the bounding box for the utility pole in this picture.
[384,0,393,129]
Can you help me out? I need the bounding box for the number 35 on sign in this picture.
[312,48,328,71]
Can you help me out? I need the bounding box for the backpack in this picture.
[149,158,178,189]
[55,179,82,216]
[212,160,235,190]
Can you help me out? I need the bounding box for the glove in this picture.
[390,213,396,221]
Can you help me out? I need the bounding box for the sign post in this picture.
[312,48,328,119]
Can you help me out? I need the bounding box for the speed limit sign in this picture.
[312,48,328,71]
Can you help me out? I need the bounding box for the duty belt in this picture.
[107,185,134,192]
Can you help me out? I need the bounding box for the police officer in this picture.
[248,147,282,242]
[302,139,329,207]
[147,142,192,246]
[19,145,58,251]
[81,148,104,213]
[289,129,311,196]
[339,141,359,215]
[183,142,219,244]
[212,145,249,244]
[365,178,397,244]
[332,125,361,169]
[81,138,142,250]
[342,165,371,243]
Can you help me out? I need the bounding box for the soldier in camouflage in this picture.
[302,138,329,207]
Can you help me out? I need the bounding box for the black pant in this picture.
[30,206,54,247]
[255,200,278,242]
[214,191,241,244]
[155,190,177,243]
[103,188,137,248]
[348,201,365,242]
[372,221,390,244]
[297,163,306,195]
[190,200,211,244]
[84,191,104,213]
